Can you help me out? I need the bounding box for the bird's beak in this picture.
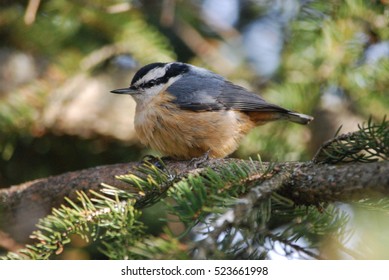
[110,87,138,95]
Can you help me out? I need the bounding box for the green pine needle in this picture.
[1,189,144,260]
[314,116,389,163]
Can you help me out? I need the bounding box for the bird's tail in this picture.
[284,111,314,125]
[246,110,313,125]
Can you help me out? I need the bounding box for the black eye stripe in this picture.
[143,77,164,88]
[131,62,190,89]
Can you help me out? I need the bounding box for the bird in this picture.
[111,62,313,160]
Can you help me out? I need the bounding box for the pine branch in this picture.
[313,117,389,163]
[1,160,389,244]
[188,166,354,259]
[191,168,290,259]
[0,159,387,259]
[279,161,389,205]
[2,190,144,260]
[0,162,141,243]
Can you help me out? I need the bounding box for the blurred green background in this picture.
[0,0,388,259]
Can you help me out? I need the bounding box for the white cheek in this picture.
[132,74,182,107]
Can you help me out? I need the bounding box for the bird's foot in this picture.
[189,150,211,168]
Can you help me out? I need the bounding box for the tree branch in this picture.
[279,161,389,204]
[0,159,388,243]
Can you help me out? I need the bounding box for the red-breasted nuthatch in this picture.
[111,62,313,159]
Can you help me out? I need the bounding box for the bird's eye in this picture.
[147,80,156,87]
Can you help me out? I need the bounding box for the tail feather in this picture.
[246,111,313,125]
[285,112,314,125]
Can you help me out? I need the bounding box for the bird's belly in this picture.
[134,105,254,159]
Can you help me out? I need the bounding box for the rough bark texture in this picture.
[280,161,389,204]
[0,162,138,242]
[0,159,388,243]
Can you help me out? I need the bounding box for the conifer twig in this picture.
[313,117,388,163]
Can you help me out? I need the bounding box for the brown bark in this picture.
[280,161,389,204]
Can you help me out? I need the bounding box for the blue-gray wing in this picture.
[167,72,289,113]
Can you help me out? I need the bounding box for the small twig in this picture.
[24,0,41,25]
[313,131,357,163]
[313,118,388,164]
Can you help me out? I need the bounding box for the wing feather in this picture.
[167,74,288,113]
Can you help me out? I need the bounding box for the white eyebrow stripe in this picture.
[134,64,170,86]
